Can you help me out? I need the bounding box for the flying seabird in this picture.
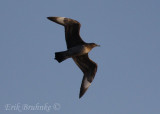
[47,16,100,98]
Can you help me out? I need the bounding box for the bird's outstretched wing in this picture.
[47,17,86,49]
[72,54,98,98]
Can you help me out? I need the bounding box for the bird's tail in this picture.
[55,51,69,63]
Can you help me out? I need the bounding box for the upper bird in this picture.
[47,17,100,98]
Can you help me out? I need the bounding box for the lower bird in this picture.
[47,16,100,98]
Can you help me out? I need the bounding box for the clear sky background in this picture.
[0,0,160,114]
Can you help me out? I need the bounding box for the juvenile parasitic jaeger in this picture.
[47,16,100,98]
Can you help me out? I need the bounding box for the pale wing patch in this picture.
[56,17,65,24]
[84,77,91,89]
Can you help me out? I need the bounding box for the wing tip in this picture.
[79,94,82,99]
[79,88,86,99]
[47,17,51,20]
[47,16,65,26]
[47,17,57,22]
[79,77,91,99]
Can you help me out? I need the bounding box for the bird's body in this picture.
[47,16,99,98]
[55,43,97,62]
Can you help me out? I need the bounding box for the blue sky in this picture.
[0,0,160,114]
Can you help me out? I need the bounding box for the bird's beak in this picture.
[97,45,100,47]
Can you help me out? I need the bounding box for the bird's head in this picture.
[89,43,100,48]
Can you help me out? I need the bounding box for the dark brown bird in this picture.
[47,17,100,98]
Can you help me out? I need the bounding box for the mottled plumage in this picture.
[47,17,99,98]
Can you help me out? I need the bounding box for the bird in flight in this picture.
[47,16,100,98]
